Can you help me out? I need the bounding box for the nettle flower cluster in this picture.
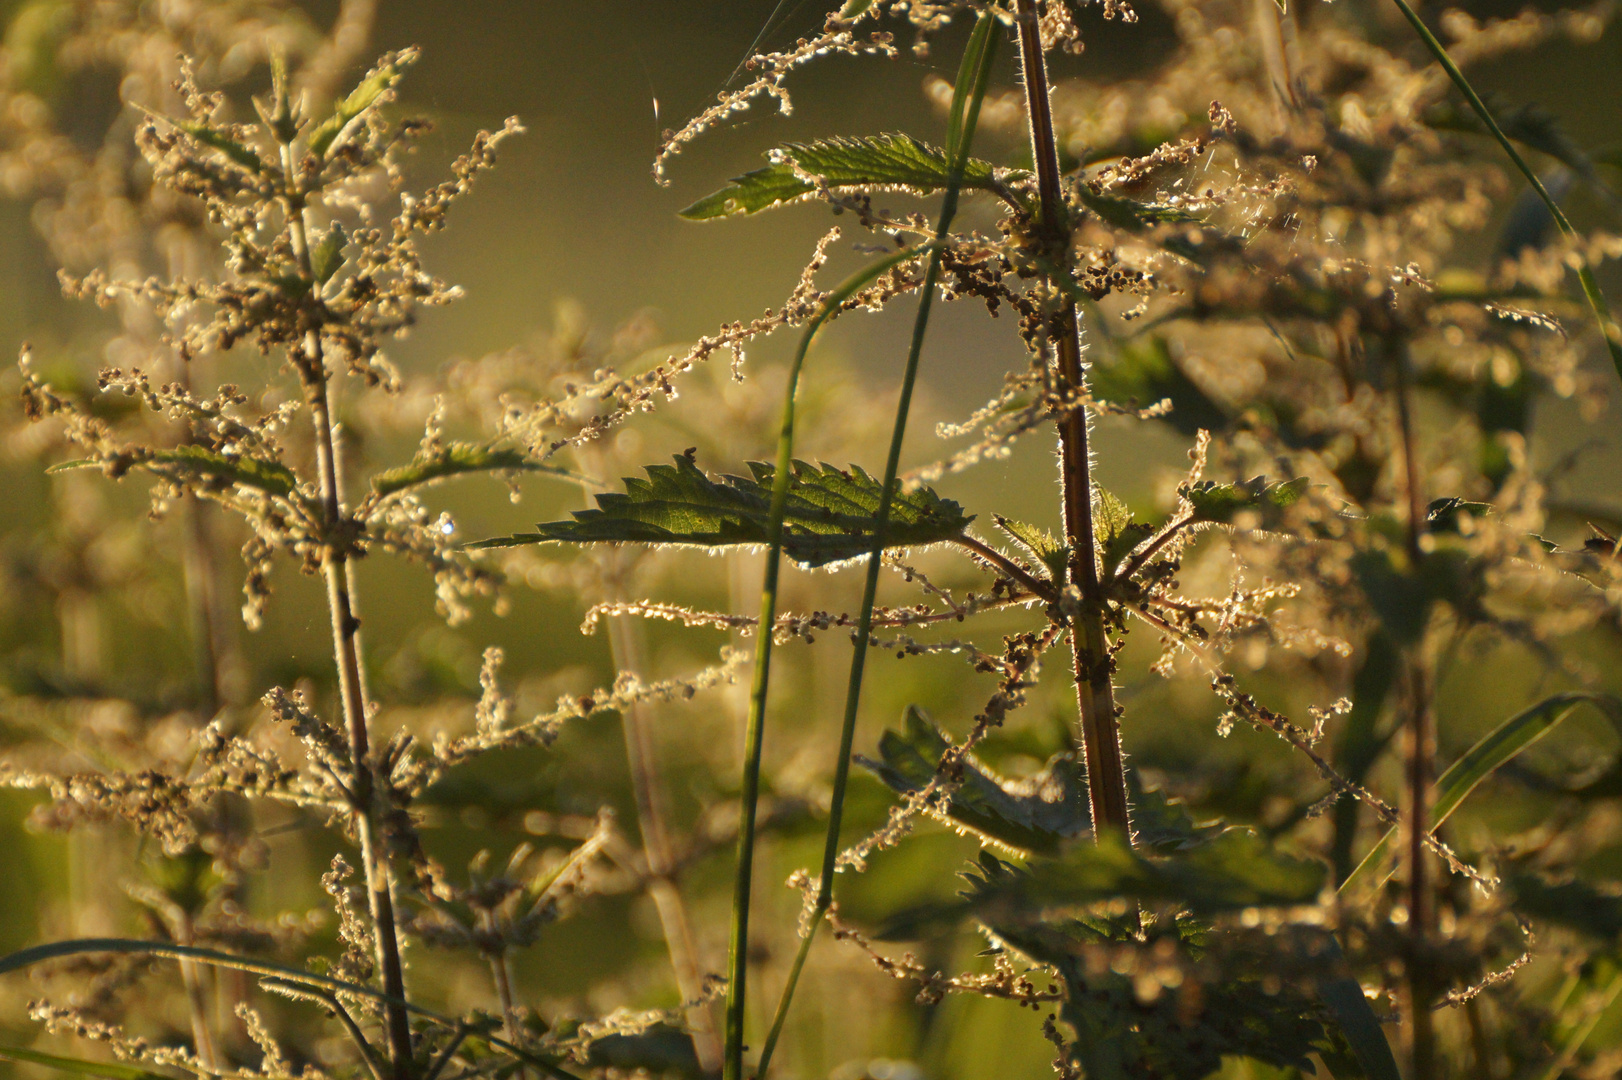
[18,51,520,627]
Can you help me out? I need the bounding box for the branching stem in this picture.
[1012,0,1131,839]
[281,130,413,1080]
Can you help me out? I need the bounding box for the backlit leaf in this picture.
[680,134,1020,220]
[858,705,1089,855]
[471,452,971,568]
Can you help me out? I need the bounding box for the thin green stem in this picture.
[722,241,941,1080]
[1388,0,1622,381]
[751,15,1001,1076]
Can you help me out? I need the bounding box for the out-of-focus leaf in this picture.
[1342,691,1622,896]
[1509,874,1622,940]
[471,453,972,568]
[880,827,1324,939]
[0,1045,172,1080]
[311,222,348,285]
[583,1025,703,1078]
[1088,336,1230,435]
[307,48,418,159]
[680,134,1019,220]
[993,515,1069,584]
[1185,475,1310,526]
[858,705,1089,855]
[372,444,571,497]
[173,119,269,174]
[51,446,298,499]
[1331,632,1399,885]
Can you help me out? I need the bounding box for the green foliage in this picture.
[371,443,564,497]
[1184,474,1310,526]
[1094,487,1154,571]
[172,119,269,174]
[859,705,1089,855]
[0,1045,173,1080]
[679,134,1017,220]
[994,515,1070,585]
[1343,691,1622,896]
[311,222,348,285]
[306,48,417,159]
[1088,336,1229,434]
[471,452,972,567]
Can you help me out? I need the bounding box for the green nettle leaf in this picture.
[1094,487,1154,571]
[371,443,561,497]
[880,825,1325,941]
[306,49,417,159]
[311,222,348,285]
[858,705,1090,854]
[152,445,299,498]
[174,120,269,174]
[1075,186,1204,232]
[1185,475,1310,526]
[680,134,1021,220]
[52,446,298,499]
[471,453,972,568]
[994,515,1069,584]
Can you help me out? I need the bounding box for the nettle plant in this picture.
[0,41,775,1080]
[474,0,1622,1078]
[5,2,1622,1080]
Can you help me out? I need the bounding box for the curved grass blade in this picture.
[1341,691,1622,897]
[1387,0,1622,382]
[752,11,1000,1076]
[0,939,584,1080]
[1316,940,1403,1080]
[721,240,940,1080]
[0,1044,173,1080]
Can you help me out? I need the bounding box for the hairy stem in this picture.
[281,134,413,1080]
[1012,0,1131,839]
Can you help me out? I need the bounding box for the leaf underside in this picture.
[471,453,972,568]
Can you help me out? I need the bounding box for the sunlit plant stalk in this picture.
[1011,0,1132,838]
[752,13,1001,1075]
[721,241,943,1080]
[267,65,414,1079]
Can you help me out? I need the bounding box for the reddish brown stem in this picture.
[1392,339,1436,1080]
[1013,0,1131,839]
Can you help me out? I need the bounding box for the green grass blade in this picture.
[1388,0,1622,382]
[1316,940,1402,1080]
[753,11,1000,1076]
[0,1044,174,1080]
[722,242,940,1080]
[1341,692,1622,897]
[0,939,584,1080]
